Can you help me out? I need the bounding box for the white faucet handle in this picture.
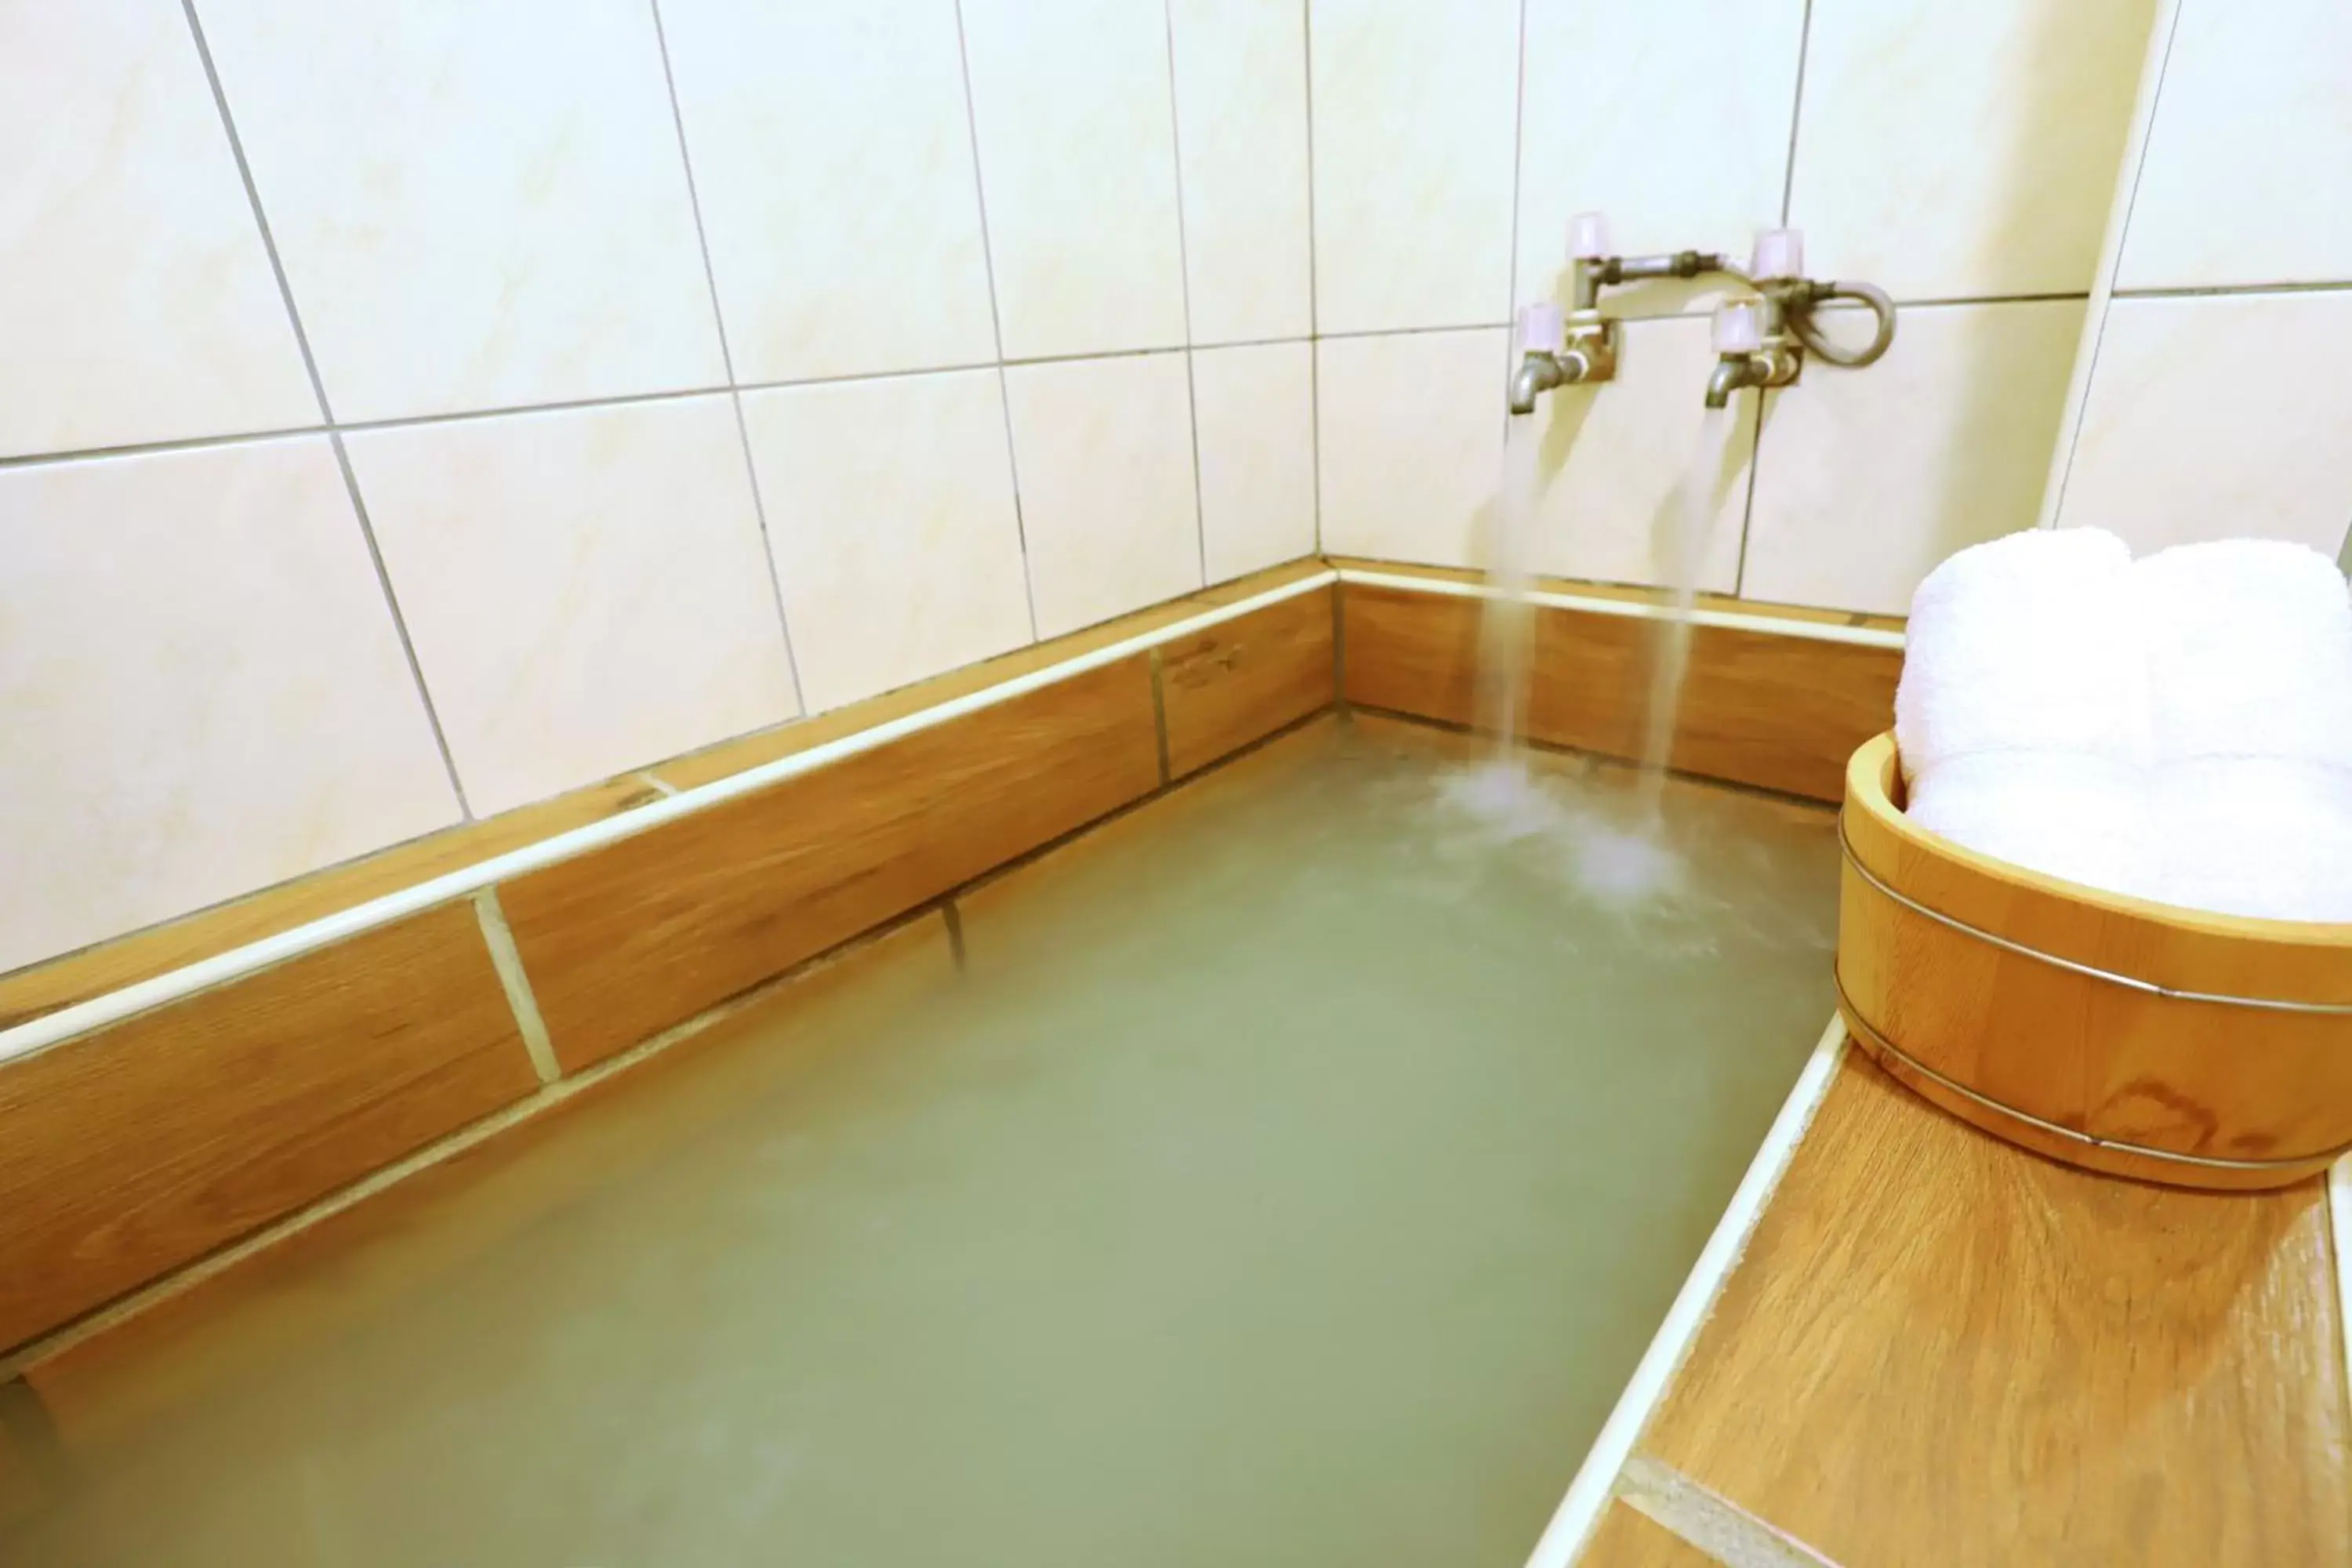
[1569,211,1611,261]
[1516,302,1565,355]
[1750,227,1804,280]
[1712,300,1764,354]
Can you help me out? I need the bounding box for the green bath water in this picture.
[18,717,1838,1567]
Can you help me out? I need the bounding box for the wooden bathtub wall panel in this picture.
[1664,622,1902,801]
[23,914,960,1454]
[1340,581,1899,803]
[1160,588,1337,778]
[1628,1055,2351,1567]
[0,903,539,1355]
[1339,583,1479,724]
[502,655,1163,1071]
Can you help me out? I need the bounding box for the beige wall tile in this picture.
[0,437,459,971]
[1309,0,1519,334]
[1169,0,1312,344]
[743,369,1035,713]
[0,0,317,458]
[197,0,724,422]
[1788,0,2152,300]
[347,396,797,816]
[1740,298,2082,615]
[1514,0,1804,312]
[1004,354,1203,638]
[1192,342,1317,583]
[1317,328,1508,568]
[2056,292,2352,558]
[960,0,1189,360]
[2117,0,2352,289]
[1528,314,1755,593]
[657,0,997,384]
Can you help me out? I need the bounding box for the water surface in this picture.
[21,717,1838,1568]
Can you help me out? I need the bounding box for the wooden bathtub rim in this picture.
[1331,567,1908,651]
[0,571,1341,1073]
[1843,733,2352,1004]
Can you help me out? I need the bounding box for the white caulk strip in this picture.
[0,570,1338,1070]
[2332,1156,2352,1417]
[1522,1014,1850,1568]
[1337,568,1908,650]
[1616,1455,1844,1568]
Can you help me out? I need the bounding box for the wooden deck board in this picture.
[1613,1055,2350,1566]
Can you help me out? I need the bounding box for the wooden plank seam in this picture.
[1615,1456,1845,1568]
[470,889,560,1087]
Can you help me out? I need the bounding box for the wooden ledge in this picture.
[1585,1054,2350,1566]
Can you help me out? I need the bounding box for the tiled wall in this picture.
[1,0,2154,973]
[2047,0,2352,566]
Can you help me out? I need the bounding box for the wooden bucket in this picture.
[1835,732,2352,1190]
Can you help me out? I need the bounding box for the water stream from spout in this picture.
[1471,418,1544,758]
[1632,407,1739,815]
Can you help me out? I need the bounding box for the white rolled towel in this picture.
[1904,752,2156,900]
[1895,527,2151,786]
[2133,539,2352,768]
[2147,757,2352,923]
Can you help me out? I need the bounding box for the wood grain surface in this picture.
[1624,1054,2350,1567]
[501,655,1163,1070]
[22,915,960,1452]
[1338,581,1900,802]
[1159,587,1335,778]
[1839,734,2352,1181]
[0,903,537,1354]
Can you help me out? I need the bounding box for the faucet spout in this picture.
[1508,352,1568,416]
[1704,355,1762,410]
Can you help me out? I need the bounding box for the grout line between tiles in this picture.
[646,0,808,714]
[2036,0,2183,532]
[949,0,1040,644]
[1503,0,1530,318]
[1777,0,1813,226]
[634,770,679,798]
[174,0,472,818]
[470,888,561,1086]
[1161,0,1210,592]
[1301,0,1325,554]
[2110,278,2352,301]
